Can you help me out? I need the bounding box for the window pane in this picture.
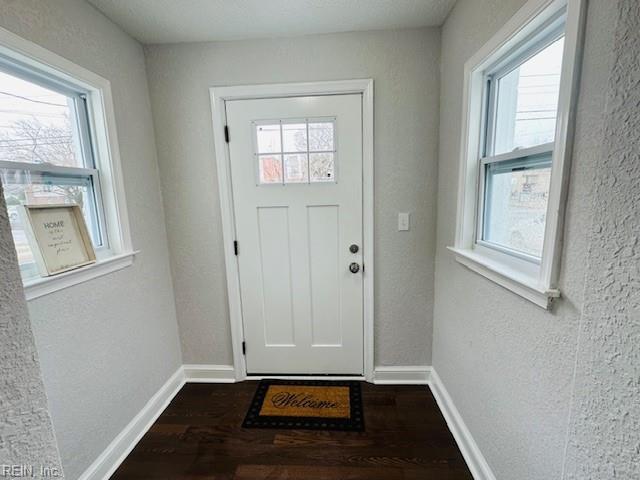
[282,123,307,152]
[256,124,281,153]
[482,155,551,257]
[1,168,102,279]
[0,71,86,168]
[284,154,308,183]
[493,37,564,155]
[308,122,334,151]
[258,154,283,184]
[309,153,335,182]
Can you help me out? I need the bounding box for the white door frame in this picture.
[210,79,374,382]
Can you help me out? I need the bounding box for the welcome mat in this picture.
[242,379,364,431]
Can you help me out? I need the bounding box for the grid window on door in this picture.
[255,119,336,185]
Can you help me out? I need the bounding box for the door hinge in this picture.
[233,240,238,256]
[242,341,246,355]
[224,125,230,143]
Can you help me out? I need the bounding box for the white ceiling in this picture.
[87,0,457,44]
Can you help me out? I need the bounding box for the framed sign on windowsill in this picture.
[20,204,97,277]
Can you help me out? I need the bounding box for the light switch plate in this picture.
[398,212,410,231]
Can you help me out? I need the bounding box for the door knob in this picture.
[349,262,360,274]
[349,244,359,253]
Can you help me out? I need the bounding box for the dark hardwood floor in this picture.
[112,382,473,479]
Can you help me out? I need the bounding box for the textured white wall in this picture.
[433,0,619,479]
[144,28,441,367]
[0,1,182,478]
[562,1,640,477]
[0,184,64,478]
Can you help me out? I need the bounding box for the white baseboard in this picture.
[77,364,493,480]
[373,365,431,384]
[183,364,237,383]
[78,364,238,480]
[77,367,185,480]
[245,375,366,381]
[428,368,497,480]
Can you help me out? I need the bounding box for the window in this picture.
[450,0,585,309]
[254,119,336,185]
[0,71,104,280]
[0,28,133,297]
[479,29,565,260]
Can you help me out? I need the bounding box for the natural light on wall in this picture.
[450,0,585,309]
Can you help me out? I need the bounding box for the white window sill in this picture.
[23,251,138,301]
[447,246,560,309]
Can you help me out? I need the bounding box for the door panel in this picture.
[257,206,294,346]
[226,94,363,375]
[307,204,341,346]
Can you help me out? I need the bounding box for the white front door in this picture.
[226,94,363,375]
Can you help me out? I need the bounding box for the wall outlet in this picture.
[398,212,410,231]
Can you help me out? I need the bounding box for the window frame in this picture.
[0,26,135,300]
[449,0,586,309]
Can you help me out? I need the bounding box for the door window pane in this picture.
[482,155,551,257]
[308,122,334,151]
[258,154,283,184]
[493,37,564,155]
[282,123,307,152]
[0,71,87,168]
[309,153,335,183]
[284,154,308,183]
[256,124,281,153]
